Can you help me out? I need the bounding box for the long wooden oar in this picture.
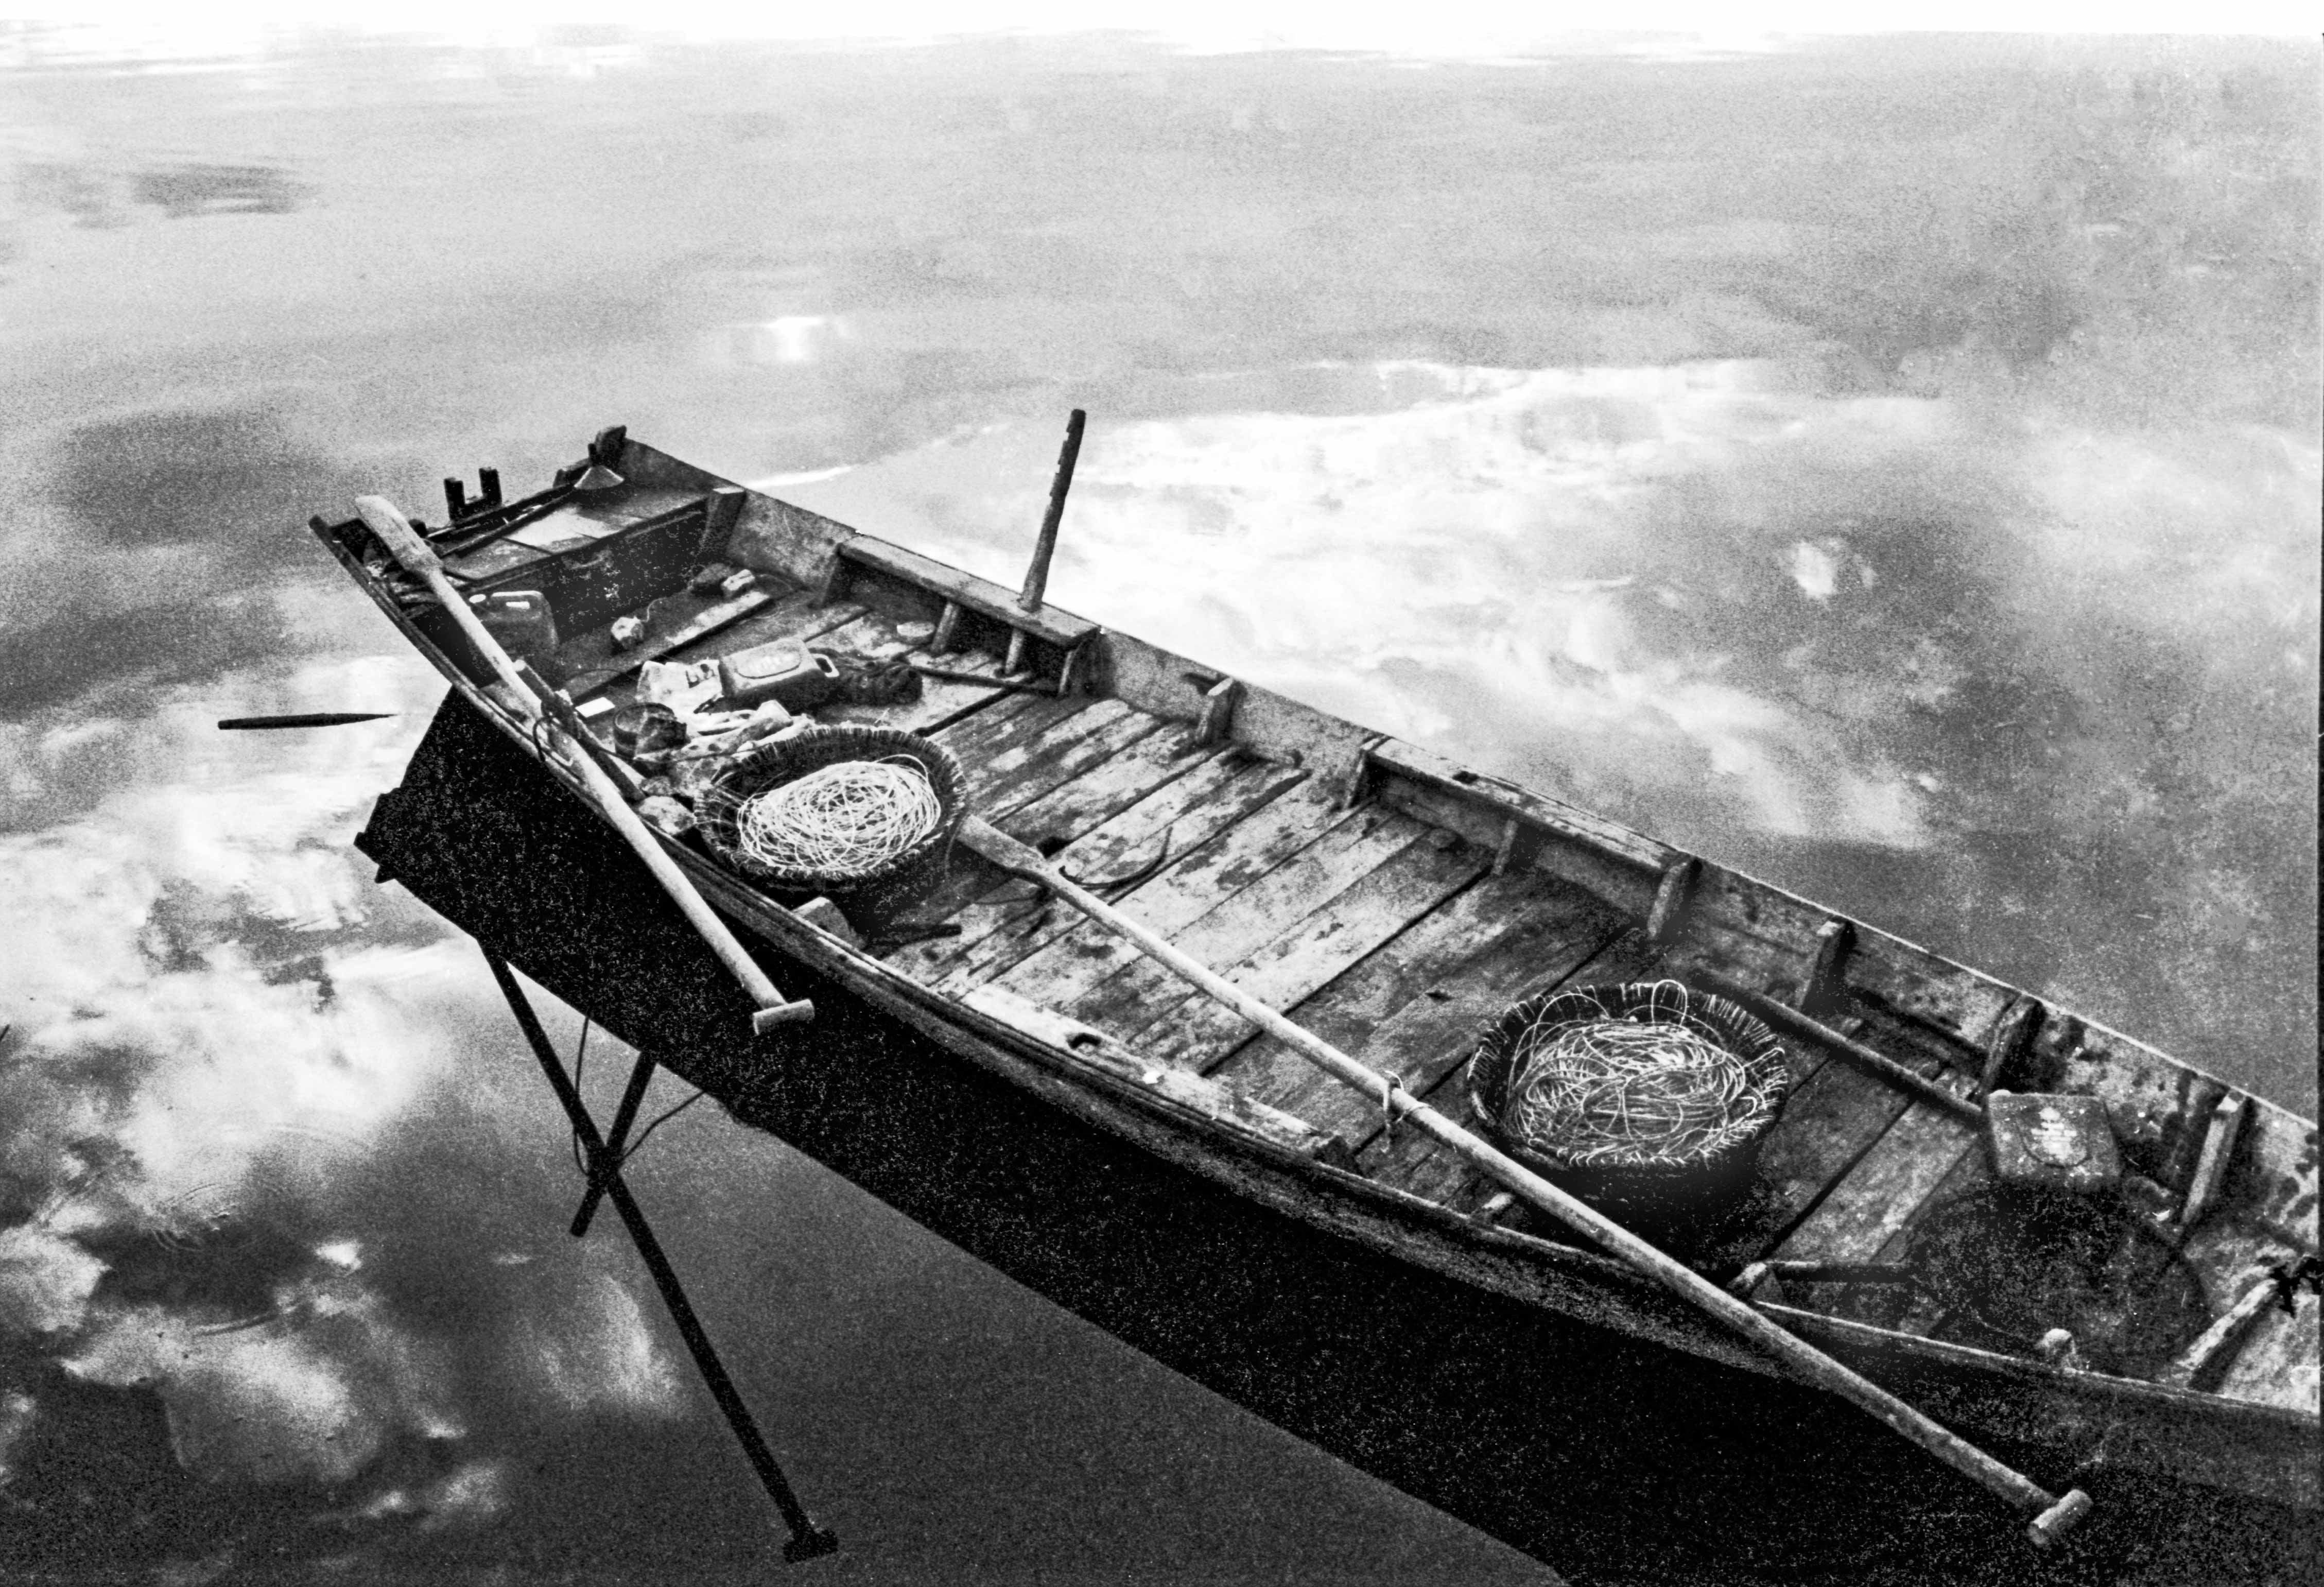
[956,815,2092,1547]
[355,495,814,1033]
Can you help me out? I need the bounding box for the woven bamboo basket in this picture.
[696,724,966,927]
[1467,980,1792,1226]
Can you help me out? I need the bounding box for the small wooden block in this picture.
[2160,1270,2283,1391]
[1490,817,1521,877]
[1197,676,1243,746]
[1985,1091,2123,1193]
[1336,739,1382,810]
[1980,994,2045,1102]
[700,485,747,560]
[817,555,852,605]
[1646,856,1701,946]
[793,895,863,952]
[2176,1093,2252,1235]
[1801,917,1856,1017]
[930,600,964,656]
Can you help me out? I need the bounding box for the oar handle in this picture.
[354,494,814,1034]
[357,494,536,702]
[953,815,2090,1546]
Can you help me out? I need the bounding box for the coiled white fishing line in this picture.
[735,756,942,879]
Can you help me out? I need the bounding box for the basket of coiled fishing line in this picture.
[1467,980,1792,1224]
[697,724,967,925]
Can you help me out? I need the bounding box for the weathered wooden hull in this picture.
[354,692,2310,1584]
[319,428,2317,1578]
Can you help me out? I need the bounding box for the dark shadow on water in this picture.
[130,163,308,220]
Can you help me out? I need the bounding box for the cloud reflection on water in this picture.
[0,661,696,1567]
[0,22,2312,1582]
[786,353,2316,1102]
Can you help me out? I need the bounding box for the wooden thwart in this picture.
[833,534,1101,649]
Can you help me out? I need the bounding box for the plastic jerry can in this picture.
[469,589,559,659]
[718,639,839,711]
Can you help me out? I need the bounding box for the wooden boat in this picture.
[318,426,2317,1577]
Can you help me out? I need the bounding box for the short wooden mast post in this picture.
[1005,409,1086,676]
[483,948,839,1564]
[1018,408,1085,614]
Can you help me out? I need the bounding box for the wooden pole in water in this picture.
[354,494,813,1033]
[218,712,397,730]
[570,1050,660,1238]
[956,813,2094,1549]
[482,950,839,1563]
[1018,409,1085,614]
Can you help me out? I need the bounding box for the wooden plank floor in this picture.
[1115,831,1491,1073]
[1212,869,1628,1141]
[978,774,1367,1013]
[890,751,1303,984]
[1055,804,1433,1046]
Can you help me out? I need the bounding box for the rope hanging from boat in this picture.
[735,757,943,881]
[561,1015,707,1180]
[1501,980,1777,1168]
[566,1017,594,1181]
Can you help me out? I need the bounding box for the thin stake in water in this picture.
[217,712,397,730]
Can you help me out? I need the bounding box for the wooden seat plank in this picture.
[910,755,1311,989]
[1218,871,1627,1141]
[982,775,1363,1011]
[1116,835,1492,1074]
[1055,805,1429,1040]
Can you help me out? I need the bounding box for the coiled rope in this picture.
[1502,980,1774,1167]
[735,756,943,880]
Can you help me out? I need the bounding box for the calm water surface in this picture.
[0,24,2314,1585]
